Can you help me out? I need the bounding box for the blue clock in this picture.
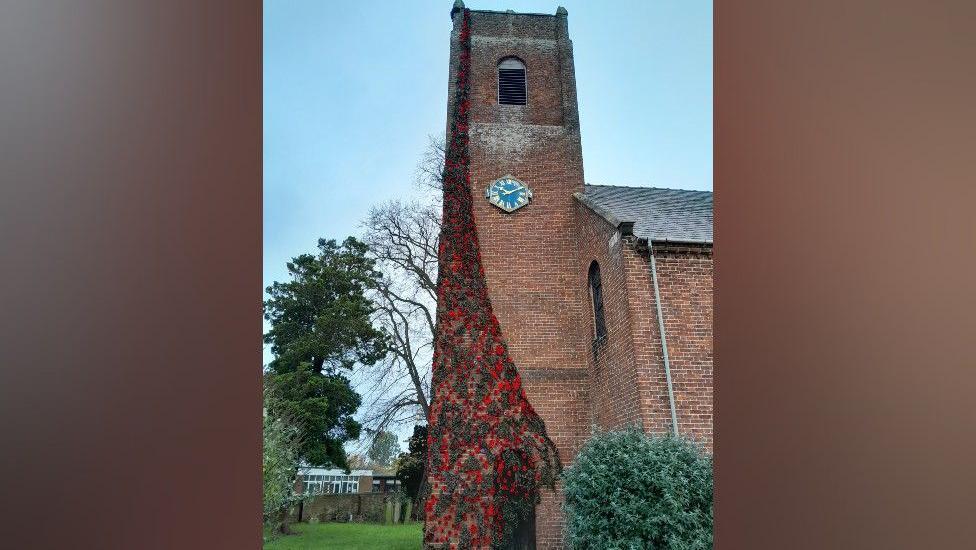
[485,176,533,213]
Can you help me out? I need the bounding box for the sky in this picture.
[264,0,712,443]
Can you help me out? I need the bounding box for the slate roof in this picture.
[575,184,713,244]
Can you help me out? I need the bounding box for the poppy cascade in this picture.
[423,9,562,549]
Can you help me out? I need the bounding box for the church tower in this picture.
[446,3,590,546]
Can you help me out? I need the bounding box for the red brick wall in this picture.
[616,242,714,450]
[620,244,676,436]
[448,9,588,548]
[444,8,712,548]
[573,204,644,430]
[646,245,714,449]
[573,204,714,452]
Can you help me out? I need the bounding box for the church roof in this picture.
[576,184,713,244]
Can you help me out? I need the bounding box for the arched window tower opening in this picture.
[588,261,607,341]
[498,57,527,105]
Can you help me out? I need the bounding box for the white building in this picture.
[296,467,372,495]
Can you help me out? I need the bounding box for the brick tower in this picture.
[446,3,590,547]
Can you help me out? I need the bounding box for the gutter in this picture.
[647,237,713,246]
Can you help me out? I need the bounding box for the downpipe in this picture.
[649,244,679,437]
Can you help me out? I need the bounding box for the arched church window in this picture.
[588,261,607,340]
[498,57,527,105]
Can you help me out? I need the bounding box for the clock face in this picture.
[485,176,532,213]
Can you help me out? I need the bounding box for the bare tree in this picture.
[354,137,444,440]
[415,135,446,192]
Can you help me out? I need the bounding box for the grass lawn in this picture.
[264,522,422,550]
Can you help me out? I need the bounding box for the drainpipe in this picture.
[648,242,679,437]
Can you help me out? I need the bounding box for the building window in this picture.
[588,261,607,341]
[298,472,363,495]
[498,57,527,105]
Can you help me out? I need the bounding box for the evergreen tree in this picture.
[264,237,387,469]
[394,424,428,501]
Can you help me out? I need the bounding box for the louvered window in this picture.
[498,58,527,105]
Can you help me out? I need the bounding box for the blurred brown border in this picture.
[0,1,261,548]
[715,0,976,548]
[2,1,975,549]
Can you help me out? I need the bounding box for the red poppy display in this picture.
[422,9,561,550]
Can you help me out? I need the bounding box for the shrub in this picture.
[263,380,311,534]
[262,411,302,532]
[562,428,712,550]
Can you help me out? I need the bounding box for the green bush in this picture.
[562,428,712,550]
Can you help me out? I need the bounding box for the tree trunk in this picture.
[414,463,429,520]
[276,505,294,535]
